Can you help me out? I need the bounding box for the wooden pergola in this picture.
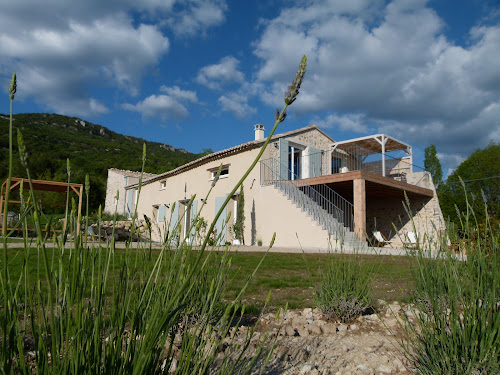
[0,178,83,236]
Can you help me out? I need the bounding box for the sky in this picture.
[1,0,499,177]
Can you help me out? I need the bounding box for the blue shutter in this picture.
[279,138,289,180]
[190,200,198,225]
[169,202,179,234]
[188,200,198,244]
[309,147,321,178]
[214,196,227,245]
[158,205,166,222]
[126,190,134,217]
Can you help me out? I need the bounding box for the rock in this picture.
[405,310,415,318]
[385,318,398,328]
[337,324,348,333]
[292,316,308,328]
[349,324,359,331]
[309,323,322,335]
[365,314,379,322]
[322,324,336,335]
[389,303,401,313]
[284,324,296,336]
[376,364,392,373]
[300,364,314,373]
[393,358,404,368]
[356,364,371,373]
[297,326,309,337]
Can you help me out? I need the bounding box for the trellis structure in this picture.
[0,178,83,236]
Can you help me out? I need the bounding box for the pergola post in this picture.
[408,146,413,174]
[353,178,366,241]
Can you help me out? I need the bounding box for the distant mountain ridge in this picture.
[0,113,207,210]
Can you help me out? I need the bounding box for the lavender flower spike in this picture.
[284,55,307,105]
[9,73,16,100]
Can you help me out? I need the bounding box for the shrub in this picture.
[400,196,500,374]
[314,252,374,322]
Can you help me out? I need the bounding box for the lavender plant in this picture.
[398,191,499,374]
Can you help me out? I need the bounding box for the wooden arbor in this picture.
[0,178,83,236]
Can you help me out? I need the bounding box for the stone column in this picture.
[353,179,366,241]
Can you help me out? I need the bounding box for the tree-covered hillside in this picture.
[0,113,207,211]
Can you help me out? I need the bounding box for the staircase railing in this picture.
[259,158,354,233]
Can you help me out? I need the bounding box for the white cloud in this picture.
[437,152,465,177]
[218,92,256,119]
[163,0,228,37]
[160,85,198,102]
[316,113,370,133]
[196,56,244,90]
[252,0,500,169]
[124,85,198,120]
[0,0,226,116]
[124,95,189,120]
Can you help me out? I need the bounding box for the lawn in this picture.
[226,251,414,310]
[2,245,414,312]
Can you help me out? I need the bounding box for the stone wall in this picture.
[268,128,334,175]
[104,169,156,215]
[366,172,447,248]
[90,219,150,241]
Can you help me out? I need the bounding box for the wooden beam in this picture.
[301,171,433,197]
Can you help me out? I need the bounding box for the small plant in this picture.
[257,238,263,246]
[314,252,374,323]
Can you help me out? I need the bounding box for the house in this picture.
[112,124,445,250]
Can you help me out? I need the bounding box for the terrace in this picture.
[261,134,435,243]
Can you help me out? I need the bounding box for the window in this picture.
[160,180,167,190]
[208,164,230,180]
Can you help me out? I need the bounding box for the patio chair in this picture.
[403,231,419,249]
[372,231,391,247]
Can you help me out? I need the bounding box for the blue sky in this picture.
[1,0,499,176]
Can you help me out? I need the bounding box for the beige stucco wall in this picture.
[130,146,268,244]
[253,184,337,249]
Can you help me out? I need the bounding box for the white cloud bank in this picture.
[252,0,500,170]
[0,0,226,116]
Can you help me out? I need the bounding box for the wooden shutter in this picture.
[214,196,227,245]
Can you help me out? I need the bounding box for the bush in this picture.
[314,253,374,322]
[400,199,500,374]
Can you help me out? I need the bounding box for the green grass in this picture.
[2,247,414,313]
[225,252,413,311]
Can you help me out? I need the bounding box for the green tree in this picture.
[439,142,500,226]
[424,144,443,187]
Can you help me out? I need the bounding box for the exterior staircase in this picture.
[260,158,367,250]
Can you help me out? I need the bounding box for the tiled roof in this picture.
[109,168,157,178]
[127,125,333,188]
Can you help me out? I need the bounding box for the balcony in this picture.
[287,134,432,190]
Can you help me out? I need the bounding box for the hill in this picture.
[0,113,207,211]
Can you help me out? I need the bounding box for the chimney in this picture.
[254,124,265,141]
